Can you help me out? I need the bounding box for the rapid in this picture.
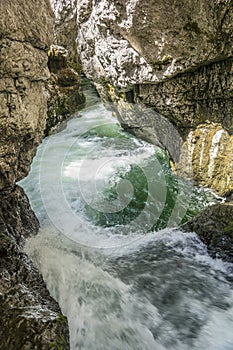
[20,84,233,350]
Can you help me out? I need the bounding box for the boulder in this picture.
[183,203,233,262]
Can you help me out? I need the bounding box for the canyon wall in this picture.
[0,1,69,348]
[47,0,85,135]
[0,1,53,189]
[75,0,233,195]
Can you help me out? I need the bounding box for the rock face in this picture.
[0,1,70,348]
[183,203,233,263]
[45,45,85,135]
[0,0,54,190]
[51,0,81,71]
[178,124,233,195]
[0,186,69,350]
[47,0,85,135]
[75,0,233,195]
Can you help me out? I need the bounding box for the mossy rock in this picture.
[182,203,233,262]
[56,68,80,87]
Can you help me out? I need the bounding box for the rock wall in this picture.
[51,0,81,71]
[45,45,85,135]
[183,203,233,262]
[0,186,69,350]
[75,0,233,195]
[0,0,54,189]
[47,0,85,134]
[0,1,70,348]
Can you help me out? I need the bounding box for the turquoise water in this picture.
[20,91,233,350]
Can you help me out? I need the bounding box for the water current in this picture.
[20,84,233,350]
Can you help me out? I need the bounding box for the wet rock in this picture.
[0,1,70,348]
[73,0,233,195]
[0,186,70,350]
[177,124,233,196]
[183,203,233,263]
[45,45,85,135]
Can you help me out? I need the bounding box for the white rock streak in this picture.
[186,131,195,175]
[51,0,76,20]
[208,129,224,178]
[199,127,209,169]
[118,0,139,32]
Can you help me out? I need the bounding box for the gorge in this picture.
[0,0,233,349]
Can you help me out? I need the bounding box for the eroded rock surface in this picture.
[75,0,233,195]
[51,0,81,71]
[0,186,69,350]
[0,1,70,348]
[47,1,86,134]
[183,203,233,263]
[0,0,54,189]
[45,45,85,135]
[178,124,233,195]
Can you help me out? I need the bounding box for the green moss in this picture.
[49,331,68,350]
[54,90,85,117]
[48,314,69,349]
[152,55,173,70]
[49,337,66,350]
[0,232,12,242]
[56,313,68,324]
[223,221,233,235]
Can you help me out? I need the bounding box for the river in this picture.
[20,85,233,350]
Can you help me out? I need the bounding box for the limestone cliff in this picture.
[0,0,54,189]
[0,1,69,348]
[47,0,85,134]
[45,44,85,135]
[75,0,233,196]
[51,0,81,71]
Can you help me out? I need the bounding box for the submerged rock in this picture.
[183,203,233,263]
